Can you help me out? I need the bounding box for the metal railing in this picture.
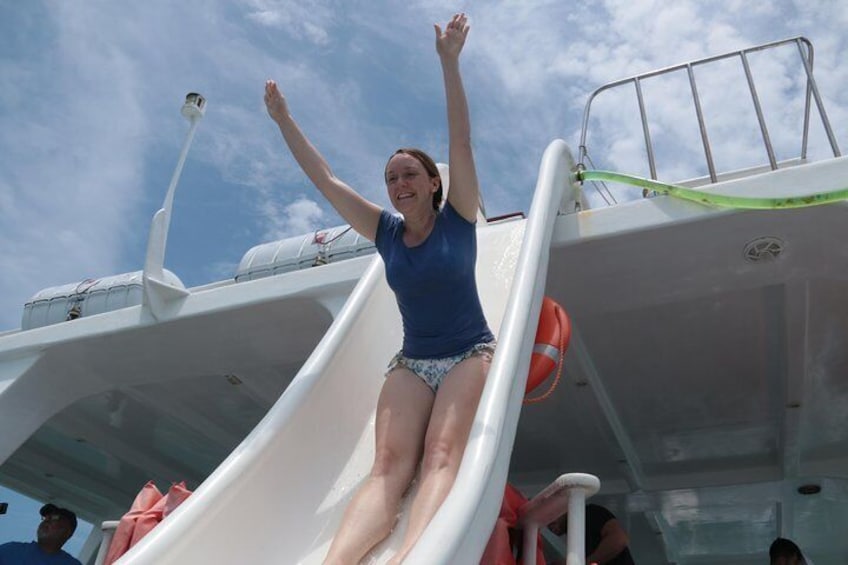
[578,37,841,185]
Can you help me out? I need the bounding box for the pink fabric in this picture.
[163,481,192,518]
[104,481,163,565]
[480,484,545,565]
[129,481,192,548]
[128,494,166,548]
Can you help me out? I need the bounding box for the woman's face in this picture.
[385,153,439,214]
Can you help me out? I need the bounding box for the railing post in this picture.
[516,473,601,565]
[739,51,778,170]
[686,64,717,182]
[634,78,657,180]
[566,488,588,565]
[795,38,841,158]
[93,520,119,565]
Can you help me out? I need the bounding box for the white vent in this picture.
[743,236,785,262]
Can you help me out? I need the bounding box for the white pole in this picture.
[143,93,206,280]
[523,523,539,563]
[566,488,588,565]
[159,116,199,248]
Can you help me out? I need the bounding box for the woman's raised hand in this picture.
[264,79,289,124]
[434,13,469,61]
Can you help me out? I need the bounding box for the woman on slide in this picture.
[264,13,493,564]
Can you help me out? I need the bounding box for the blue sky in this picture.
[1,0,847,555]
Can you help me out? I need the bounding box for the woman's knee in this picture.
[420,437,462,474]
[371,446,418,480]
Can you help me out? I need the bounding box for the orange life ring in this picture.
[524,297,571,402]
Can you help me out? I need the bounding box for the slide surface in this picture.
[120,140,574,564]
[118,219,522,564]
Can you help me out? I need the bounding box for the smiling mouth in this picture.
[397,192,414,200]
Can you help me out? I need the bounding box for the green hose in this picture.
[579,169,848,209]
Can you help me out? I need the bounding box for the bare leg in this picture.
[323,368,434,565]
[389,354,490,564]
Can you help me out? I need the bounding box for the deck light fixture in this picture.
[181,92,206,120]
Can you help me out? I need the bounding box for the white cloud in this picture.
[1,0,846,330]
[242,0,333,45]
[261,196,325,241]
[0,3,150,328]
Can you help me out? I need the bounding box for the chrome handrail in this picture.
[578,37,841,184]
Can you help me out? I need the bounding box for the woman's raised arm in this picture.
[264,80,381,241]
[435,13,480,223]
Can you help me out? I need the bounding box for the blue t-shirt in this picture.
[0,541,82,565]
[375,201,494,358]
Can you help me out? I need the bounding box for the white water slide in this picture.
[120,140,579,564]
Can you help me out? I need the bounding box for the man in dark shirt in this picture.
[548,503,635,565]
[769,537,810,565]
[0,503,82,564]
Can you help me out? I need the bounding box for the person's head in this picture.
[384,148,443,213]
[769,537,803,565]
[37,504,77,552]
